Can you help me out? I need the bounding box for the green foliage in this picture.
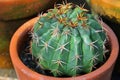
[31,3,107,77]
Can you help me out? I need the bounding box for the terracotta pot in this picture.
[87,0,120,23]
[0,0,57,21]
[10,17,119,80]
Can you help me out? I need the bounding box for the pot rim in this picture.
[10,17,119,79]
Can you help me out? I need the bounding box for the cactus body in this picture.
[31,3,107,77]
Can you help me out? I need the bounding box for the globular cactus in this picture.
[31,3,107,77]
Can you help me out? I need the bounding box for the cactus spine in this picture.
[31,3,107,77]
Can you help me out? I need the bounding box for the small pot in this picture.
[0,0,57,21]
[10,17,119,80]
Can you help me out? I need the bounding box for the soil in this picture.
[19,33,111,77]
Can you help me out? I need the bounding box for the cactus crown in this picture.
[31,3,107,77]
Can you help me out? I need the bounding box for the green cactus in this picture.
[31,3,107,77]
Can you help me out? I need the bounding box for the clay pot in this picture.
[0,0,57,21]
[10,17,119,80]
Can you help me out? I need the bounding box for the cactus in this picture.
[31,3,107,77]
